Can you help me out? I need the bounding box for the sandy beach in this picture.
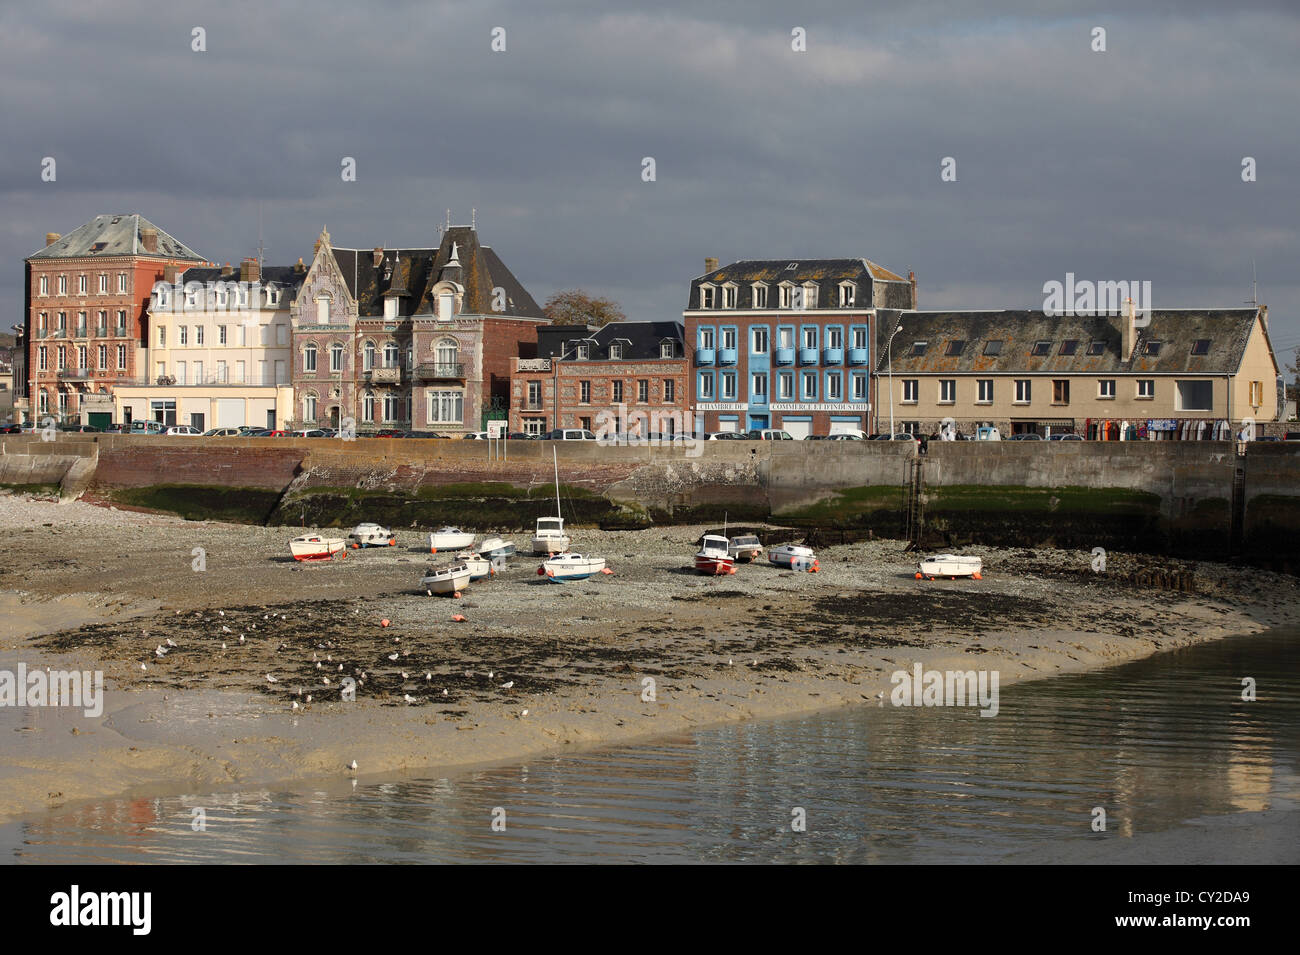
[2,488,1298,824]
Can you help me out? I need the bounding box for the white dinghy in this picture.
[768,543,819,572]
[917,554,983,579]
[538,552,607,582]
[290,535,347,562]
[421,561,474,596]
[429,527,475,553]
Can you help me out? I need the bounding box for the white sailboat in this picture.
[531,447,573,554]
[538,552,607,581]
[289,534,347,561]
[917,554,983,579]
[429,526,475,553]
[421,561,474,596]
[455,550,494,581]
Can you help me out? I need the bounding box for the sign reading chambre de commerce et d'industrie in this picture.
[694,403,867,413]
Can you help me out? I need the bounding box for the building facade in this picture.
[113,259,304,430]
[290,226,545,434]
[683,257,915,437]
[508,322,687,436]
[25,215,206,427]
[877,306,1280,437]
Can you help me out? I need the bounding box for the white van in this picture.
[750,429,795,440]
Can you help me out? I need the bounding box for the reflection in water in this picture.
[4,631,1297,863]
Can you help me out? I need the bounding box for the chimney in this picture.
[313,237,322,256]
[908,271,917,309]
[168,266,186,284]
[372,247,384,268]
[294,256,306,273]
[141,227,159,253]
[240,257,260,284]
[704,257,718,275]
[1123,297,1137,360]
[221,262,234,278]
[45,232,61,247]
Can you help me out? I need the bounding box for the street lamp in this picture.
[886,322,903,437]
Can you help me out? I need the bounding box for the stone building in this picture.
[508,321,687,436]
[683,257,915,437]
[290,225,545,434]
[25,215,206,427]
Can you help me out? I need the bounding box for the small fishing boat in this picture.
[917,554,983,579]
[429,527,475,553]
[537,552,607,581]
[479,536,516,559]
[728,534,763,563]
[694,534,736,575]
[421,561,474,596]
[348,522,396,548]
[532,517,571,555]
[455,550,494,581]
[289,534,347,562]
[768,543,819,571]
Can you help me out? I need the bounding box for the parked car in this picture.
[372,429,407,438]
[1047,433,1085,441]
[506,432,536,440]
[541,429,597,440]
[749,429,795,440]
[129,420,166,435]
[202,427,242,437]
[162,425,202,436]
[60,424,102,433]
[0,423,24,434]
[826,432,866,441]
[1006,433,1045,441]
[289,428,328,438]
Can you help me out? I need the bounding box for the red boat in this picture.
[694,534,736,575]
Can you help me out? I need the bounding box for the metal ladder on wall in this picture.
[903,457,924,550]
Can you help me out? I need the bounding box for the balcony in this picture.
[798,347,818,365]
[56,368,93,381]
[717,347,738,365]
[847,347,869,365]
[364,366,404,384]
[823,347,843,365]
[774,347,795,365]
[694,347,715,366]
[414,361,465,380]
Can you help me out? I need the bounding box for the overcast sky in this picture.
[4,0,1298,365]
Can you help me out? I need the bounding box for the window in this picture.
[316,295,331,325]
[527,381,542,408]
[910,341,927,357]
[700,285,717,309]
[305,394,317,421]
[778,373,794,400]
[1136,379,1155,399]
[638,379,649,403]
[38,347,48,371]
[96,311,107,336]
[175,360,186,384]
[330,343,343,373]
[779,284,794,309]
[363,341,376,371]
[977,379,993,403]
[752,327,769,353]
[1031,341,1051,356]
[1176,380,1212,411]
[218,325,227,345]
[1191,339,1211,356]
[383,393,398,422]
[1015,380,1031,403]
[612,380,624,403]
[580,380,591,404]
[802,371,817,399]
[1059,340,1078,356]
[902,380,918,403]
[723,285,737,308]
[722,327,737,350]
[1143,340,1162,356]
[827,327,843,350]
[383,342,399,368]
[76,312,86,336]
[660,341,673,359]
[116,345,126,369]
[436,339,458,368]
[838,283,855,307]
[116,310,126,335]
[118,273,127,293]
[57,312,66,332]
[699,328,715,350]
[362,392,375,423]
[852,326,867,350]
[753,284,768,308]
[195,326,204,345]
[78,345,87,369]
[778,326,794,349]
[698,374,714,399]
[663,379,675,403]
[1053,380,1070,404]
[1098,379,1116,399]
[78,275,87,294]
[58,275,67,295]
[609,342,623,360]
[98,274,107,293]
[802,327,817,349]
[1249,380,1263,406]
[751,374,767,398]
[57,348,66,370]
[939,380,956,403]
[98,345,107,368]
[945,340,965,357]
[720,373,736,400]
[39,276,48,296]
[178,326,187,346]
[304,343,317,373]
[827,373,842,400]
[851,374,867,400]
[800,283,818,309]
[576,343,590,360]
[157,326,166,347]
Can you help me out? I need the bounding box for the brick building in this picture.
[290,225,546,434]
[25,215,206,427]
[508,321,687,436]
[683,257,915,437]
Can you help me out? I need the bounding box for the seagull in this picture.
[500,681,514,689]
[140,662,147,671]
[221,642,226,650]
[401,672,408,680]
[326,655,332,662]
[348,759,358,772]
[425,673,432,681]
[403,694,416,703]
[154,645,168,657]
[387,653,399,661]
[488,671,494,679]
[222,625,231,633]
[239,635,245,644]
[218,610,225,616]
[266,674,278,683]
[323,676,330,685]
[316,661,322,669]
[337,664,343,672]
[292,701,300,711]
[165,637,176,647]
[306,695,312,703]
[442,688,448,696]
[521,709,529,717]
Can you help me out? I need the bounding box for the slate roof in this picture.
[328,227,544,320]
[538,321,685,362]
[877,308,1268,376]
[685,258,909,311]
[178,265,307,299]
[30,214,205,260]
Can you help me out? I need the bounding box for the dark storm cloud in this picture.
[2,0,1298,357]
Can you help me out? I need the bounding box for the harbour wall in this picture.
[1,435,1297,564]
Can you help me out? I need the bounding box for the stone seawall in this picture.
[1,435,1297,564]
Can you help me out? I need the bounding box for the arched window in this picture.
[304,393,318,421]
[363,341,376,371]
[362,391,375,423]
[436,338,458,370]
[304,342,317,373]
[383,342,399,368]
[383,392,398,422]
[330,343,343,373]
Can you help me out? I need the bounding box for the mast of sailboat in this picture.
[553,445,561,520]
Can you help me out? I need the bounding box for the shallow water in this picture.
[4,630,1298,863]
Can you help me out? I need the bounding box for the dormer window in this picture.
[609,342,623,360]
[838,283,855,307]
[700,284,717,309]
[384,297,397,320]
[438,291,454,320]
[752,283,768,308]
[576,343,590,360]
[268,287,280,306]
[800,282,818,309]
[779,283,794,309]
[660,341,673,359]
[722,284,738,309]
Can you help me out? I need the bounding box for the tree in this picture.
[543,289,626,328]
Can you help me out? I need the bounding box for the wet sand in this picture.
[2,489,1297,823]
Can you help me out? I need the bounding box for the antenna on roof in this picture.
[446,209,451,231]
[471,208,476,230]
[256,201,268,271]
[1246,259,1258,306]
